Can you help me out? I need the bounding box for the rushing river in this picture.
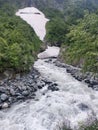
[0,7,98,130]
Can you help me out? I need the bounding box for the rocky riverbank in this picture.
[0,58,98,110]
[0,67,59,109]
[55,60,98,91]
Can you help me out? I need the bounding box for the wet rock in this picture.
[48,84,59,91]
[32,87,37,92]
[0,67,42,109]
[53,83,58,86]
[88,84,93,88]
[17,95,24,100]
[2,102,9,109]
[20,85,27,91]
[93,85,98,91]
[78,103,89,111]
[15,93,22,96]
[15,74,20,80]
[90,80,98,86]
[3,70,12,79]
[44,80,52,85]
[8,97,13,103]
[85,79,91,84]
[56,60,98,91]
[1,94,8,101]
[38,85,43,89]
[10,88,15,96]
[22,91,29,96]
[0,87,6,93]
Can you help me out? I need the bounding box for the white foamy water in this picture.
[0,58,98,130]
[38,46,60,59]
[0,7,98,130]
[16,7,49,41]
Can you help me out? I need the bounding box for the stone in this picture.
[3,70,13,79]
[32,87,37,92]
[0,87,6,93]
[10,88,15,96]
[2,102,9,109]
[17,95,24,99]
[15,93,21,96]
[93,85,98,91]
[8,97,13,103]
[48,84,59,91]
[16,74,20,79]
[22,91,29,96]
[78,103,89,111]
[38,85,43,89]
[44,81,52,85]
[21,86,27,91]
[90,80,98,86]
[1,94,8,101]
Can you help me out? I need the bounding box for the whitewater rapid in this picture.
[0,7,98,130]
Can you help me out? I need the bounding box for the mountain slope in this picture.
[0,0,98,74]
[0,2,41,73]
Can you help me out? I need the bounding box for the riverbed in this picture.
[0,7,98,130]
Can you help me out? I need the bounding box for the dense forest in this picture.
[0,2,41,73]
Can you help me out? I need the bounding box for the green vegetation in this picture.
[62,12,98,73]
[62,121,98,130]
[0,0,98,74]
[80,121,98,130]
[41,8,64,19]
[46,17,68,46]
[0,4,41,73]
[45,2,98,74]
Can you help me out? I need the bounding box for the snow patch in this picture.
[16,7,49,41]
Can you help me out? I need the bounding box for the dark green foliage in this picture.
[46,17,68,46]
[62,12,98,73]
[0,4,41,73]
[41,0,98,73]
[1,0,98,74]
[41,8,64,19]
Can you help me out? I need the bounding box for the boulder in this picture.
[10,88,15,96]
[22,91,29,96]
[1,94,8,101]
[2,102,9,109]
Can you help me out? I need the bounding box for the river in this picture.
[0,7,98,130]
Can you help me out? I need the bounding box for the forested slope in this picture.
[0,0,98,74]
[0,3,41,73]
[44,0,98,74]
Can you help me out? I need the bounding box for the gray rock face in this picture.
[1,94,8,101]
